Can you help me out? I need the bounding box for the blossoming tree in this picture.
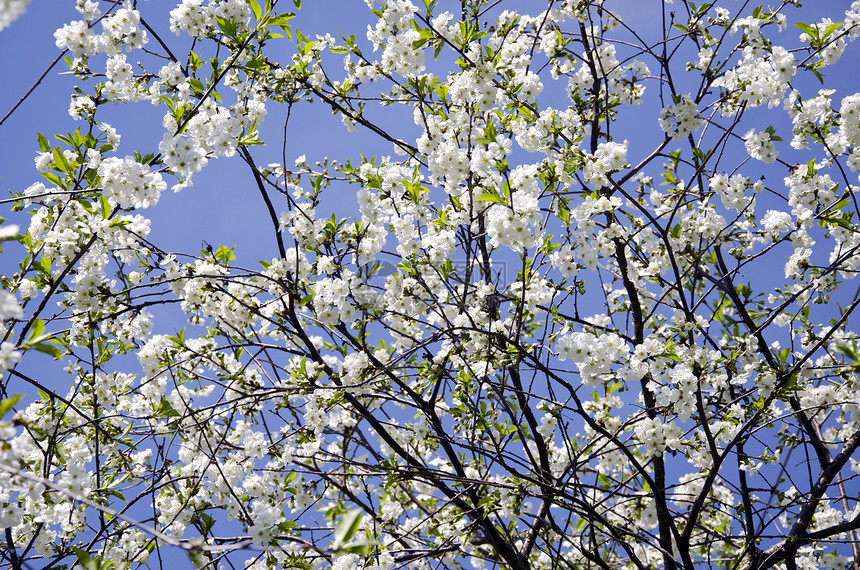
[3,0,860,568]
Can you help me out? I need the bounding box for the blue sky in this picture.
[2,0,857,267]
[3,1,860,567]
[0,1,393,265]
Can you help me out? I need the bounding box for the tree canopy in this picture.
[2,1,860,569]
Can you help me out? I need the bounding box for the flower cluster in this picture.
[169,0,251,37]
[743,128,780,163]
[583,140,628,189]
[658,94,704,140]
[98,156,167,209]
[712,45,795,114]
[0,0,29,31]
[366,0,424,77]
[556,330,630,386]
[709,173,755,211]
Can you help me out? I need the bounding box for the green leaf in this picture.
[31,342,63,359]
[103,488,126,501]
[159,96,176,113]
[248,0,262,20]
[72,547,93,567]
[0,394,22,418]
[41,171,62,187]
[71,547,119,570]
[830,198,850,212]
[794,22,817,39]
[193,511,217,535]
[216,15,237,38]
[37,133,50,152]
[338,542,374,555]
[54,133,74,146]
[244,58,269,69]
[822,22,842,40]
[72,129,84,149]
[267,13,295,27]
[188,50,203,70]
[188,78,206,94]
[477,192,507,206]
[835,340,860,367]
[52,147,71,174]
[100,195,111,219]
[780,374,799,393]
[214,244,236,264]
[819,213,852,230]
[26,318,45,344]
[810,66,825,84]
[156,397,181,418]
[333,510,362,549]
[695,3,712,16]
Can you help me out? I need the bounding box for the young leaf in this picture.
[31,341,63,358]
[477,192,507,206]
[52,147,71,174]
[794,22,818,39]
[0,394,22,418]
[37,133,50,152]
[333,510,362,549]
